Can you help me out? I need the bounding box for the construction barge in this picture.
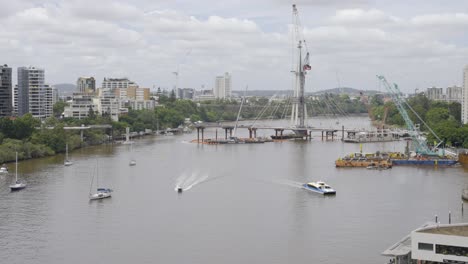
[335,152,393,168]
[336,151,458,168]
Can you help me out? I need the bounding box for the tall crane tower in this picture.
[290,4,311,133]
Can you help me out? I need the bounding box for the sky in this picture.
[1,0,468,93]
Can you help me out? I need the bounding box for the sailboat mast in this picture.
[15,152,18,182]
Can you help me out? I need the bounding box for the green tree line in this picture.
[370,94,467,147]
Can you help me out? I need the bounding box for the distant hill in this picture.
[53,83,76,96]
[233,88,381,97]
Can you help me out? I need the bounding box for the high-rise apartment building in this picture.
[101,78,136,91]
[214,72,232,99]
[463,66,468,124]
[446,85,462,103]
[426,87,444,101]
[17,66,52,119]
[0,64,12,116]
[77,77,96,94]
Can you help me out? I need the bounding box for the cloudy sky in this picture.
[1,0,467,93]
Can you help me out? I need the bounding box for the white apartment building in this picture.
[63,94,97,119]
[95,89,120,121]
[446,85,462,103]
[127,100,156,111]
[426,87,444,101]
[101,78,136,91]
[463,65,468,124]
[214,72,231,99]
[17,66,53,120]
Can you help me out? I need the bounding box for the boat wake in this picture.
[272,179,305,189]
[175,172,209,192]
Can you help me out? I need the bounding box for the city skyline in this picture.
[1,1,467,92]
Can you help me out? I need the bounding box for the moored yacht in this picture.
[303,181,336,195]
[89,188,112,200]
[0,165,8,173]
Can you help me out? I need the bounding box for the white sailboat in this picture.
[89,161,112,200]
[64,144,73,166]
[129,143,136,166]
[10,152,26,191]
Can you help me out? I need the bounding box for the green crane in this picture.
[376,75,443,155]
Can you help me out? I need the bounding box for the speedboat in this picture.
[303,181,336,195]
[129,160,136,166]
[89,188,112,200]
[64,160,73,166]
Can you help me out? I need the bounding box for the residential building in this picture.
[17,66,52,120]
[126,100,156,111]
[0,64,12,116]
[463,66,468,124]
[96,88,120,121]
[214,72,232,99]
[194,89,216,101]
[63,94,96,119]
[13,85,18,116]
[383,222,468,264]
[101,78,136,91]
[177,88,194,100]
[446,85,462,103]
[77,77,96,94]
[115,85,150,101]
[426,87,444,101]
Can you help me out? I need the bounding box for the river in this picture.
[1,116,467,264]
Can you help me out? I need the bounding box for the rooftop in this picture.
[417,224,468,237]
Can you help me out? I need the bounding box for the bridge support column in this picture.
[196,126,205,143]
[249,128,253,139]
[254,128,257,138]
[225,129,228,139]
[308,130,312,141]
[342,125,344,141]
[80,130,84,142]
[321,131,324,141]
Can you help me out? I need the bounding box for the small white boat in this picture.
[89,161,112,200]
[89,188,112,200]
[462,189,468,202]
[64,144,73,166]
[303,181,336,195]
[0,165,8,173]
[129,143,136,166]
[9,152,26,191]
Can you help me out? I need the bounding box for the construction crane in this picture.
[290,4,311,130]
[376,75,443,155]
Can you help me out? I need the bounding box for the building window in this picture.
[436,244,468,257]
[418,243,434,251]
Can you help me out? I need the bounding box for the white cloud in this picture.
[329,9,400,26]
[0,1,467,92]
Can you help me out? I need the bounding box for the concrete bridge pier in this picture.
[248,128,258,138]
[196,126,205,143]
[274,129,284,138]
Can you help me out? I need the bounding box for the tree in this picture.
[53,101,68,118]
